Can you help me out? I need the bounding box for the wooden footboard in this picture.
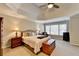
[23,42,41,55]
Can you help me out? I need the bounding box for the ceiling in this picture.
[0,3,79,23]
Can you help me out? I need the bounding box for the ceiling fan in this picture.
[40,3,59,9]
[39,3,60,17]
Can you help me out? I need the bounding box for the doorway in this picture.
[0,17,3,56]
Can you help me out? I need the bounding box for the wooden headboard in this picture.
[21,29,37,37]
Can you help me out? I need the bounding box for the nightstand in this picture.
[42,39,56,55]
[11,37,22,48]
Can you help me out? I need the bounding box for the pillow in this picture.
[23,32,36,37]
[23,32,30,37]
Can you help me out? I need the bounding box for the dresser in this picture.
[11,37,22,48]
[42,39,56,55]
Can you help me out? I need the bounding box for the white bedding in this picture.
[22,36,49,54]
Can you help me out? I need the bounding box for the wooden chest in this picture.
[42,39,56,55]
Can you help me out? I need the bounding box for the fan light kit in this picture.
[40,3,59,9]
[48,4,53,8]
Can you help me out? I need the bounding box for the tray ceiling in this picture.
[1,3,79,23]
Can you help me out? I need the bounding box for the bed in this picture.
[22,35,49,54]
[21,30,49,54]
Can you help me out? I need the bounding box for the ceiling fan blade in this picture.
[53,4,59,8]
[39,4,48,8]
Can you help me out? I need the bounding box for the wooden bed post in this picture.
[21,32,23,37]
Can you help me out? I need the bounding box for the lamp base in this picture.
[15,32,18,37]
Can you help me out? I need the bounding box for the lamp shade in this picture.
[13,28,19,32]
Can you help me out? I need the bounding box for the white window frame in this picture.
[45,23,68,36]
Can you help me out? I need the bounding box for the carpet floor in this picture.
[3,40,79,56]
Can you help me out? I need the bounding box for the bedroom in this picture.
[0,3,79,56]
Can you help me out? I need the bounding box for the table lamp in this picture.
[13,28,19,37]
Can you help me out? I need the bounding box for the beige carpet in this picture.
[3,40,79,56]
[51,40,79,56]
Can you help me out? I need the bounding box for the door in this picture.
[0,17,3,56]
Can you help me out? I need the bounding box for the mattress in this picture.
[22,36,49,54]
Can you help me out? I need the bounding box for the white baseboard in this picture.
[70,42,79,47]
[2,45,10,49]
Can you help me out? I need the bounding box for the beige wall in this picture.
[36,23,44,32]
[0,14,37,48]
[69,14,79,46]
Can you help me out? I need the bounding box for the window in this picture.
[59,24,67,35]
[51,25,58,35]
[45,23,68,36]
[45,25,51,34]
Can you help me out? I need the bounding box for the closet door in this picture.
[0,17,3,56]
[70,14,79,46]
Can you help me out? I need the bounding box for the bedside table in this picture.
[11,37,22,48]
[42,39,56,55]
